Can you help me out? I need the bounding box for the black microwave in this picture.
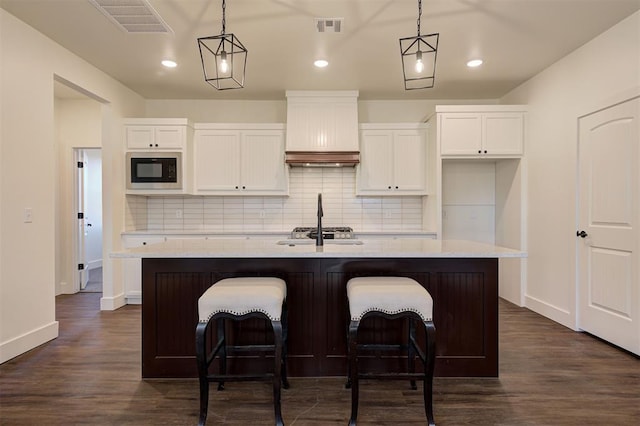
[126,152,182,190]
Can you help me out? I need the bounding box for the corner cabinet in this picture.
[193,124,288,196]
[437,106,525,157]
[356,123,428,196]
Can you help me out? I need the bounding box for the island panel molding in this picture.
[141,256,498,378]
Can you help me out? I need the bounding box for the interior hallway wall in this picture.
[0,9,145,364]
[500,11,640,329]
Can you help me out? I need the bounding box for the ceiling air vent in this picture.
[315,17,343,33]
[88,0,173,34]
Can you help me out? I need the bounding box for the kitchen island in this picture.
[112,238,524,379]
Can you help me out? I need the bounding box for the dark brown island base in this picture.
[142,256,499,378]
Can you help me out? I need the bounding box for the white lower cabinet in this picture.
[356,124,428,196]
[193,124,288,195]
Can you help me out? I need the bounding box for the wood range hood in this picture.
[285,90,360,167]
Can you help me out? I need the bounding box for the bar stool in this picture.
[195,277,289,426]
[346,276,436,426]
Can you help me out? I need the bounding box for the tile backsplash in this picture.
[125,168,423,232]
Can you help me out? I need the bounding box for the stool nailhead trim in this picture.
[200,308,280,323]
[352,307,432,322]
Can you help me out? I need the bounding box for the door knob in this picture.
[576,230,588,238]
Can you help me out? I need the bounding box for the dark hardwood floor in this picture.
[0,293,638,425]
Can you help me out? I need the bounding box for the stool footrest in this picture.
[358,372,426,381]
[225,344,277,352]
[206,373,274,383]
[357,343,406,351]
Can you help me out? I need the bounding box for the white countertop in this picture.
[111,238,526,259]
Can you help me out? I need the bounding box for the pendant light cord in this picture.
[221,0,226,35]
[416,0,422,36]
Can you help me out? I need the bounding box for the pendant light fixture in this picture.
[399,0,439,90]
[197,0,247,90]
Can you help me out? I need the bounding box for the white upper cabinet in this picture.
[193,124,288,196]
[356,124,428,196]
[438,106,525,157]
[285,91,359,152]
[124,118,190,150]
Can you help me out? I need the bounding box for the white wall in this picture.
[146,99,498,124]
[0,9,146,363]
[501,11,640,328]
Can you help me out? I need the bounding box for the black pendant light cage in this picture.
[198,0,247,90]
[400,0,439,90]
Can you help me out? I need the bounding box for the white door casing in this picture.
[577,97,639,355]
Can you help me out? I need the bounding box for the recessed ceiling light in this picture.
[314,59,329,68]
[467,59,483,68]
[161,60,177,68]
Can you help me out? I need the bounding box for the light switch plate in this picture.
[24,208,33,223]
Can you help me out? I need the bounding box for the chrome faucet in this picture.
[316,193,323,246]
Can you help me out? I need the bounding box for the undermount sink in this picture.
[277,239,363,246]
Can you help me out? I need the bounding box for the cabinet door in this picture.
[357,130,394,193]
[439,113,483,156]
[240,130,287,194]
[126,125,184,149]
[482,113,524,155]
[153,126,184,149]
[393,130,426,192]
[126,126,155,149]
[193,130,241,192]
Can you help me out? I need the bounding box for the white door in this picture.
[75,150,89,290]
[84,149,103,277]
[577,97,639,355]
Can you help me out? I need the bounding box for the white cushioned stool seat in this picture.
[198,277,287,323]
[347,276,433,321]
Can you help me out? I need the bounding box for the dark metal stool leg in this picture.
[271,320,284,426]
[348,320,359,426]
[217,319,226,391]
[408,318,418,390]
[281,302,290,389]
[195,322,210,426]
[423,321,437,426]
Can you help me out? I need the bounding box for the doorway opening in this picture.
[75,148,103,293]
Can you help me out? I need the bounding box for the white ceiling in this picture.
[3,0,640,100]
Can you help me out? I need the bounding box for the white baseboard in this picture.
[125,291,142,305]
[0,321,59,364]
[524,294,575,330]
[87,259,103,270]
[100,292,126,311]
[58,281,74,295]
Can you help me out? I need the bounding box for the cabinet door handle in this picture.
[484,150,487,154]
[388,186,392,189]
[235,186,239,189]
[395,186,399,189]
[478,150,482,154]
[149,143,153,147]
[576,230,588,238]
[242,186,246,190]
